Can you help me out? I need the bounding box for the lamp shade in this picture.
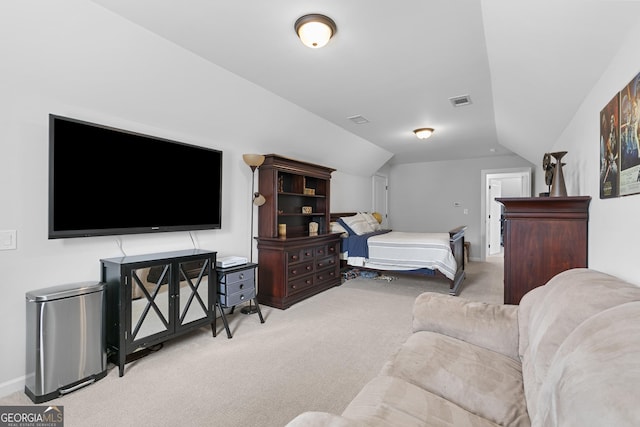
[253,193,266,207]
[413,128,434,140]
[295,14,336,48]
[243,154,265,169]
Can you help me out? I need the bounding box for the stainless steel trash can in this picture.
[25,281,107,403]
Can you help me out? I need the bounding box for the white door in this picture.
[372,174,388,228]
[488,180,502,255]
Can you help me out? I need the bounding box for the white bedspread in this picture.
[346,231,457,280]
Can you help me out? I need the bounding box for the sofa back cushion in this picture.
[518,268,640,419]
[533,301,640,426]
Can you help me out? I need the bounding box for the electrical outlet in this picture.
[463,209,469,215]
[0,230,17,250]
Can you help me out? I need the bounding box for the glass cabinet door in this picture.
[177,258,210,327]
[129,264,171,342]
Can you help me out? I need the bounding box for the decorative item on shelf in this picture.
[242,153,266,315]
[303,188,315,195]
[549,151,568,197]
[278,209,284,214]
[278,223,287,237]
[302,206,312,214]
[540,152,554,197]
[278,175,284,193]
[309,222,318,235]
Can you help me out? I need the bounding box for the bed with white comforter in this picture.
[332,212,466,295]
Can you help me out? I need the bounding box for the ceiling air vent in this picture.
[449,95,472,107]
[347,115,370,124]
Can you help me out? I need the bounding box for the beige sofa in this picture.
[286,268,640,426]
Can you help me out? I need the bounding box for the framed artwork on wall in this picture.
[600,93,620,198]
[619,72,640,196]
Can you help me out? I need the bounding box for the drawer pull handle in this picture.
[306,280,311,285]
[239,273,244,279]
[292,269,297,274]
[239,284,244,289]
[305,252,312,256]
[318,263,324,267]
[240,294,245,300]
[291,255,298,261]
[306,265,312,271]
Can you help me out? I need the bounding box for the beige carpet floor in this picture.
[1,257,503,427]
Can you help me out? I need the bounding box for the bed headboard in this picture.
[330,212,358,223]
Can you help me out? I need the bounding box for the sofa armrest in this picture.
[285,412,366,427]
[412,292,520,360]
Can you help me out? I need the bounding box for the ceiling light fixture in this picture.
[295,14,337,48]
[413,128,434,140]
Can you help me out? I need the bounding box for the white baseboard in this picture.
[0,375,25,399]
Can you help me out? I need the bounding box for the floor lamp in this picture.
[242,154,266,314]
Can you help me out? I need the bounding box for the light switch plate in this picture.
[0,230,17,250]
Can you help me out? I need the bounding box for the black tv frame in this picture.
[48,114,223,239]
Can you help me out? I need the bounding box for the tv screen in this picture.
[49,114,222,239]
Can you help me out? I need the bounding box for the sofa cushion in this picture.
[341,376,500,427]
[412,292,519,360]
[518,268,640,419]
[380,331,529,426]
[533,301,640,426]
[286,411,367,427]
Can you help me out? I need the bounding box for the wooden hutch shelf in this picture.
[256,154,341,309]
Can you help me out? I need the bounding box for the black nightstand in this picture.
[215,263,264,338]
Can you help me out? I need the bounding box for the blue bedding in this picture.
[342,230,391,258]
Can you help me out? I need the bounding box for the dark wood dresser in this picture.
[497,196,591,305]
[257,234,340,309]
[256,155,341,309]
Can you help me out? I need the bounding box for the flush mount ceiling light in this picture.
[413,128,434,140]
[295,14,337,48]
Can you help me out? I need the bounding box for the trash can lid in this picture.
[26,281,105,302]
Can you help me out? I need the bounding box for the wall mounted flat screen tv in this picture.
[49,114,222,239]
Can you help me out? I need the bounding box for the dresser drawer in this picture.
[327,242,339,255]
[288,261,314,279]
[287,275,314,296]
[219,278,253,296]
[314,245,328,257]
[287,247,315,264]
[220,268,254,285]
[220,288,256,307]
[316,268,338,283]
[315,255,337,270]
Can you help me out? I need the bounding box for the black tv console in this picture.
[101,249,231,376]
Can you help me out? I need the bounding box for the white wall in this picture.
[331,171,373,212]
[0,1,390,396]
[546,17,640,285]
[388,155,534,259]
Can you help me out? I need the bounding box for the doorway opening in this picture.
[480,168,531,261]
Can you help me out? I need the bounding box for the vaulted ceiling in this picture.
[92,0,640,166]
